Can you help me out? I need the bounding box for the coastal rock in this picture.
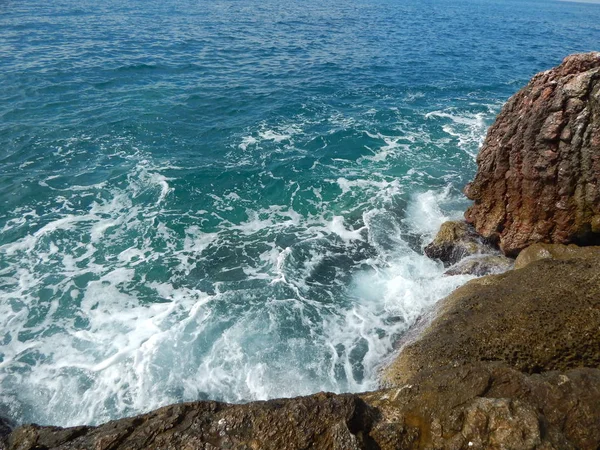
[514,242,600,269]
[7,364,600,450]
[382,256,600,387]
[423,220,492,266]
[443,254,513,276]
[368,363,600,450]
[8,395,377,450]
[464,52,600,255]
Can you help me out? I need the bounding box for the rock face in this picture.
[7,395,378,450]
[382,256,600,387]
[464,52,600,256]
[368,363,600,450]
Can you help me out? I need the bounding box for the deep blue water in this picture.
[1,0,599,427]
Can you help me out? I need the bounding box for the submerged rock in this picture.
[423,220,493,266]
[514,242,600,269]
[443,254,514,276]
[464,52,600,256]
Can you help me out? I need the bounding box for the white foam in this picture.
[425,108,497,158]
[403,187,460,240]
[0,108,492,428]
[238,136,258,151]
[329,216,365,242]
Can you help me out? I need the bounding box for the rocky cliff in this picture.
[464,52,600,255]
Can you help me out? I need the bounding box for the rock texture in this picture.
[423,221,494,266]
[514,242,600,269]
[8,395,378,450]
[368,363,600,450]
[382,256,600,386]
[7,367,600,450]
[464,52,600,256]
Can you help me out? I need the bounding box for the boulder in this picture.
[368,363,600,450]
[514,242,600,269]
[382,256,600,387]
[464,52,600,256]
[423,221,493,266]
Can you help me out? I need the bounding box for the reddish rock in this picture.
[464,52,600,256]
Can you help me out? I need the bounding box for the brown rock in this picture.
[514,242,600,269]
[382,256,600,387]
[464,52,600,256]
[424,220,493,266]
[9,364,600,450]
[368,363,600,450]
[8,395,377,450]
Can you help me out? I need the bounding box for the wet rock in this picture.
[514,242,600,269]
[444,254,514,276]
[464,52,600,256]
[382,256,600,387]
[424,221,493,266]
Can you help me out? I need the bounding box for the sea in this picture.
[1,0,599,427]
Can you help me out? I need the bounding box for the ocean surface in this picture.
[1,0,599,427]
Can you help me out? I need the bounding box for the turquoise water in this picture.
[1,0,599,426]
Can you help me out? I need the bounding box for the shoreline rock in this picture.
[422,220,514,276]
[464,52,600,256]
[423,220,496,265]
[7,369,600,449]
[514,242,600,269]
[381,256,600,387]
